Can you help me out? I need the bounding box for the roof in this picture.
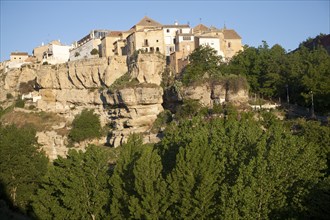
[223,29,241,39]
[135,16,162,28]
[196,35,219,39]
[11,52,28,56]
[193,24,210,32]
[107,31,123,37]
[163,24,190,28]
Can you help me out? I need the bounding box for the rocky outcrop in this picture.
[36,131,69,161]
[102,85,164,147]
[164,79,248,111]
[128,53,165,85]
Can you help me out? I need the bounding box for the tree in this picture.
[0,125,48,213]
[166,127,220,219]
[32,145,111,220]
[109,134,143,219]
[128,146,169,219]
[182,45,222,85]
[69,109,102,143]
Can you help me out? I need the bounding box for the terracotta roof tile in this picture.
[135,16,162,27]
[193,24,210,32]
[223,29,241,39]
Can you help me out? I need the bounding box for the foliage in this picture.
[42,61,49,65]
[32,145,111,220]
[108,72,139,93]
[6,93,13,99]
[157,113,326,219]
[287,119,330,175]
[68,109,102,143]
[175,99,202,120]
[151,110,173,133]
[161,67,175,88]
[0,125,48,213]
[109,134,144,219]
[74,52,80,57]
[14,98,25,108]
[222,35,330,113]
[90,48,99,56]
[182,45,223,85]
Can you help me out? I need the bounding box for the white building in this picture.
[43,43,72,64]
[195,36,224,58]
[69,30,109,61]
[163,23,191,56]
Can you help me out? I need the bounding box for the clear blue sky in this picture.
[1,0,329,61]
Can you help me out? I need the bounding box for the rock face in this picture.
[0,53,248,159]
[128,53,165,85]
[164,80,249,111]
[102,86,164,147]
[0,54,165,158]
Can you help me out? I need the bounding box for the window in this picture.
[228,42,231,48]
[156,40,159,42]
[156,47,160,52]
[144,39,148,46]
[167,29,170,33]
[173,39,176,44]
[183,36,191,41]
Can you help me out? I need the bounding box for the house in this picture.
[69,30,110,61]
[195,36,224,58]
[33,40,62,62]
[163,23,191,57]
[222,28,243,60]
[100,31,125,57]
[125,16,165,56]
[10,52,29,63]
[39,41,72,64]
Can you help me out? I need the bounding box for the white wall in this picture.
[46,44,71,64]
[69,39,101,61]
[198,38,224,58]
[163,27,191,56]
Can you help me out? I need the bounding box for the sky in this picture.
[0,0,329,61]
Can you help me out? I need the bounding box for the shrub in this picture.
[90,48,99,56]
[15,98,25,108]
[69,109,102,142]
[6,93,13,99]
[151,110,173,132]
[42,61,49,65]
[175,99,202,120]
[74,52,80,57]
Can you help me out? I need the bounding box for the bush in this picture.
[42,61,49,65]
[15,98,25,108]
[74,52,80,57]
[175,99,202,120]
[69,109,102,142]
[151,110,173,132]
[6,93,13,99]
[90,48,99,56]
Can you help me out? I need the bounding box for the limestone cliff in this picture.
[0,54,248,160]
[0,54,166,159]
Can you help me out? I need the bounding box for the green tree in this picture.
[69,109,102,143]
[128,145,169,219]
[109,134,143,219]
[182,45,222,85]
[166,128,220,219]
[32,145,111,220]
[0,125,48,213]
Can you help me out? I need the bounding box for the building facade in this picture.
[69,30,110,61]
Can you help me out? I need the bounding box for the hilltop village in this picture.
[3,16,243,73]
